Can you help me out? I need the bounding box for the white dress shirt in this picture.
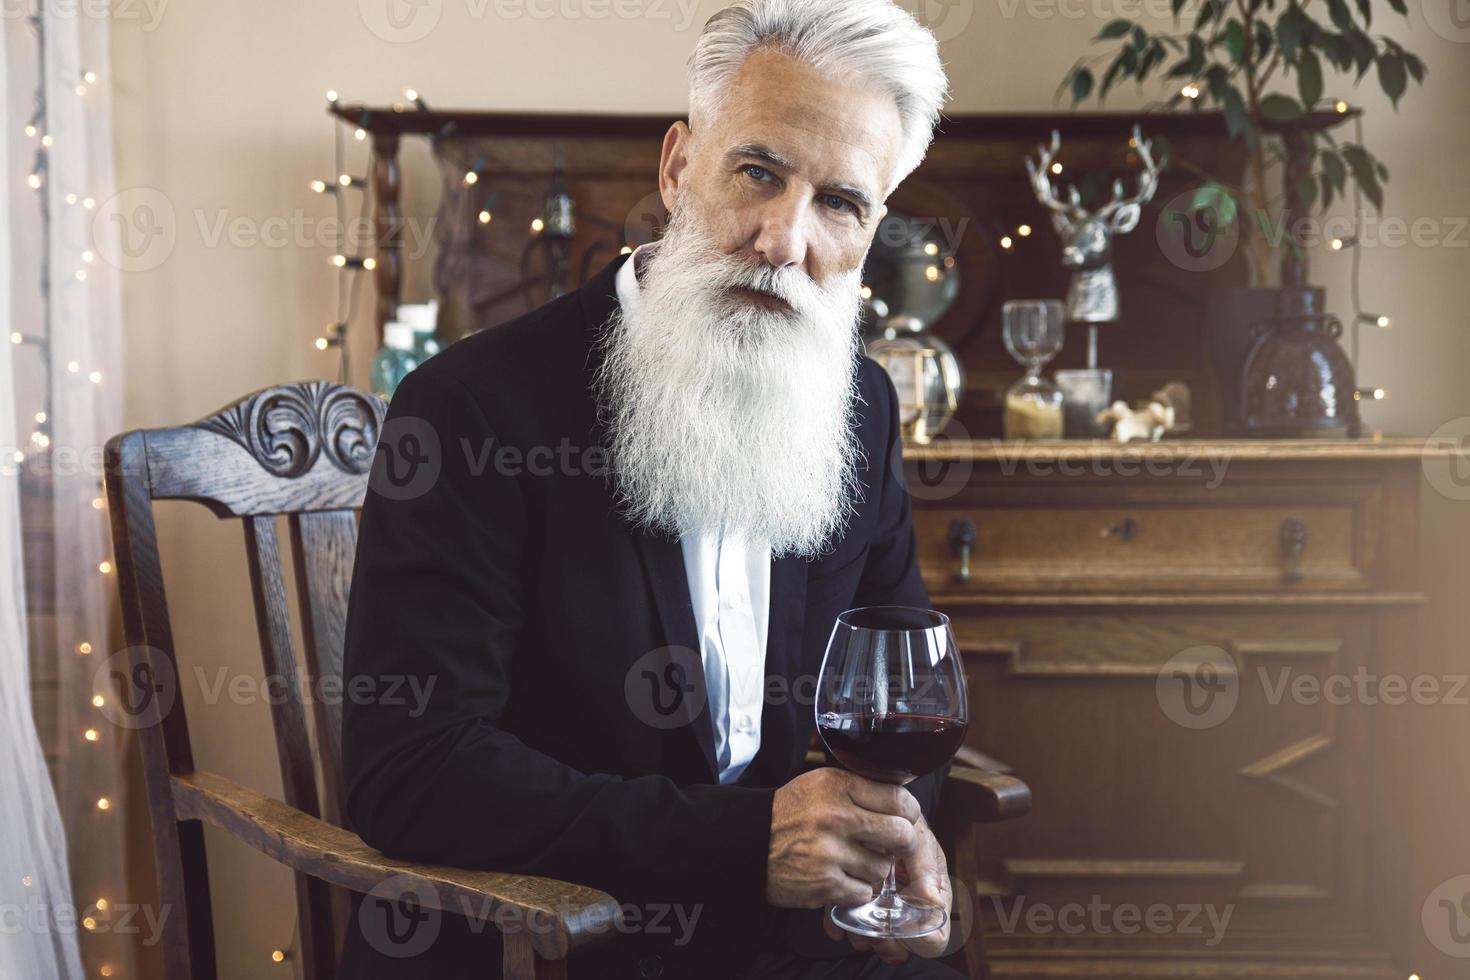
[615,246,773,784]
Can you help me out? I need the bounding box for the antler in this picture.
[1098,125,1164,222]
[1025,130,1086,232]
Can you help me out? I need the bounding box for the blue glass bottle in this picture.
[370,321,421,398]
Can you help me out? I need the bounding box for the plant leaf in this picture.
[1260,93,1306,121]
[1321,148,1346,191]
[1320,172,1335,211]
[1196,0,1220,29]
[1378,52,1407,107]
[1277,4,1304,59]
[1341,144,1384,211]
[1222,85,1252,146]
[1225,18,1247,61]
[1326,0,1354,32]
[1298,50,1324,105]
[1172,0,1189,19]
[1070,67,1095,104]
[1297,174,1319,210]
[1385,0,1408,13]
[1352,0,1371,27]
[1348,29,1377,79]
[1404,51,1426,82]
[1098,18,1132,38]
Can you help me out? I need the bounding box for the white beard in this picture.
[592,202,865,559]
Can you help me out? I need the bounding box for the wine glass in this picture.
[815,606,970,940]
[1002,300,1066,439]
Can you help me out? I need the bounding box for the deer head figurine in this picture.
[1025,125,1163,324]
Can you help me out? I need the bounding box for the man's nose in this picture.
[749,194,809,271]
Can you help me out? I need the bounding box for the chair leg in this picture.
[501,932,568,980]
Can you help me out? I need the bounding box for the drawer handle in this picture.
[949,517,977,584]
[1103,517,1140,542]
[1280,517,1308,583]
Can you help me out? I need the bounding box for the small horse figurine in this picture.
[1025,126,1163,325]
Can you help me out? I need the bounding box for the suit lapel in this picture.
[629,526,720,781]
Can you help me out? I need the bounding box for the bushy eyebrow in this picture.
[725,142,875,219]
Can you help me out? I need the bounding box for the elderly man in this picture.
[340,1,961,977]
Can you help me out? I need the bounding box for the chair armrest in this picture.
[802,750,1031,823]
[171,770,622,961]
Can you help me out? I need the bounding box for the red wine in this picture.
[818,712,968,784]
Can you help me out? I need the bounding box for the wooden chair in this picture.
[102,380,1031,980]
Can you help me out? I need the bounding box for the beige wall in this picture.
[108,2,1470,976]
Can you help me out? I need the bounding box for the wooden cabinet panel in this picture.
[915,481,1381,595]
[907,442,1426,980]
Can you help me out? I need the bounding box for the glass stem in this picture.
[875,858,901,910]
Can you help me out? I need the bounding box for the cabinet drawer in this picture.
[913,481,1381,594]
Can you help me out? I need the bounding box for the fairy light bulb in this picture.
[90,370,103,384]
[531,218,545,233]
[66,360,79,373]
[98,560,113,574]
[95,798,110,811]
[463,171,479,186]
[92,694,105,708]
[1000,235,1015,250]
[362,256,376,271]
[1335,100,1349,113]
[77,641,92,654]
[354,128,367,141]
[24,124,36,137]
[924,265,941,282]
[314,337,329,351]
[83,70,97,84]
[27,173,42,190]
[41,134,53,148]
[84,728,99,742]
[1182,83,1201,100]
[1050,161,1063,175]
[326,89,339,103]
[9,332,21,344]
[478,210,492,224]
[1017,224,1033,238]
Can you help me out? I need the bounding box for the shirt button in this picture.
[638,954,664,978]
[737,714,754,734]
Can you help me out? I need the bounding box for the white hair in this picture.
[688,0,950,196]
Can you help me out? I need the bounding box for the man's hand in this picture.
[821,814,953,964]
[765,767,921,910]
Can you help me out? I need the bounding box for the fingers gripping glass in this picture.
[815,606,969,940]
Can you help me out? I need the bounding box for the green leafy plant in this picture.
[1061,0,1426,284]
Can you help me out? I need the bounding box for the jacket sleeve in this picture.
[340,367,775,908]
[850,362,950,823]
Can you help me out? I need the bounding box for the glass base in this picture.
[830,894,946,941]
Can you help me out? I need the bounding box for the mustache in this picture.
[693,251,835,317]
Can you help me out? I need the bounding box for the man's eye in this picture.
[821,194,857,215]
[742,164,772,182]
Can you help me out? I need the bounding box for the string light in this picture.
[1050,161,1063,175]
[24,123,36,137]
[271,950,289,963]
[91,694,105,708]
[83,70,97,84]
[1330,236,1357,251]
[337,174,362,188]
[1181,83,1201,100]
[463,170,479,186]
[76,641,92,654]
[66,360,78,373]
[89,370,103,383]
[82,197,95,209]
[924,265,941,282]
[9,332,21,344]
[1353,387,1388,401]
[1335,100,1350,113]
[98,560,112,574]
[95,798,110,811]
[331,254,376,271]
[478,209,493,224]
[530,217,545,233]
[354,128,367,142]
[34,411,45,423]
[96,899,109,911]
[64,192,76,205]
[84,728,99,742]
[1359,314,1391,329]
[27,172,42,189]
[326,89,339,103]
[1000,235,1015,250]
[100,967,114,978]
[1017,224,1033,237]
[309,180,335,194]
[404,88,428,112]
[41,134,52,148]
[923,242,939,256]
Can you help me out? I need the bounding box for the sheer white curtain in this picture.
[4,2,127,979]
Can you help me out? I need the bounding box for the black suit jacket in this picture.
[339,253,938,979]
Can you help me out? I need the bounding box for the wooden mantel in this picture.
[905,436,1460,462]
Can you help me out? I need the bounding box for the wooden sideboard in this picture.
[907,438,1439,980]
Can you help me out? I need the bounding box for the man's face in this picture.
[659,48,903,305]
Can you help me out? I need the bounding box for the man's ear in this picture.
[659,121,693,213]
